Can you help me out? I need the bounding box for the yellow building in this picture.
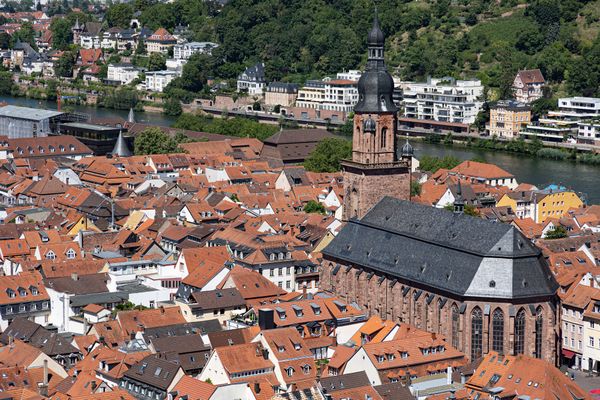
[498,189,583,223]
[486,100,531,139]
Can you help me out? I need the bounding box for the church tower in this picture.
[342,12,411,221]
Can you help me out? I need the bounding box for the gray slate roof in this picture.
[323,197,558,300]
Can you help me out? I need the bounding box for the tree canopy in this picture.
[134,128,180,155]
[303,138,352,173]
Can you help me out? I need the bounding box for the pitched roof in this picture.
[516,69,545,84]
[323,197,558,299]
[451,160,514,180]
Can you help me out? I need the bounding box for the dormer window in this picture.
[49,146,55,153]
[46,250,56,260]
[293,342,301,351]
[401,351,408,358]
[270,253,275,261]
[278,345,285,353]
[6,288,15,298]
[59,145,65,152]
[386,353,395,361]
[69,145,75,151]
[286,367,294,377]
[302,365,311,375]
[278,252,284,260]
[17,147,23,154]
[30,286,38,295]
[376,354,385,363]
[66,249,76,259]
[38,146,44,153]
[18,288,26,297]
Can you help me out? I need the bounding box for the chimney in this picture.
[302,284,307,298]
[160,306,165,314]
[447,366,453,385]
[254,382,261,394]
[91,381,97,391]
[258,309,275,331]
[261,348,269,360]
[38,359,49,397]
[71,272,78,281]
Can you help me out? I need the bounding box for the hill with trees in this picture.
[129,0,600,102]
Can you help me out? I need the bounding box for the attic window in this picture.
[66,249,76,259]
[18,288,26,297]
[30,286,38,295]
[6,288,15,298]
[46,250,56,260]
[154,367,162,376]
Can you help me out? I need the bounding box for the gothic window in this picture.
[451,304,459,349]
[492,308,504,354]
[515,308,526,355]
[437,299,444,333]
[381,127,387,148]
[471,307,483,360]
[535,307,543,359]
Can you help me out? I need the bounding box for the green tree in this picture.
[410,180,422,197]
[134,127,180,155]
[303,138,352,173]
[419,155,461,173]
[163,98,182,116]
[50,18,73,50]
[147,52,166,71]
[0,71,15,95]
[54,51,76,78]
[105,3,134,28]
[303,200,326,214]
[12,22,37,50]
[135,38,146,55]
[545,225,568,239]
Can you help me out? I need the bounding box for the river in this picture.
[1,95,599,203]
[0,95,177,127]
[415,142,600,204]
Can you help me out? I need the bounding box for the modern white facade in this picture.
[401,78,484,124]
[145,70,178,92]
[173,42,218,59]
[107,64,143,85]
[296,78,358,112]
[549,97,600,119]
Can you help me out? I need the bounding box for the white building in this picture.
[107,64,143,85]
[578,121,600,144]
[173,41,218,59]
[336,69,362,81]
[296,78,358,113]
[145,70,178,92]
[401,77,484,124]
[549,97,600,119]
[237,62,266,95]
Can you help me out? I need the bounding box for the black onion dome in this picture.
[401,139,414,157]
[367,15,384,47]
[355,70,397,113]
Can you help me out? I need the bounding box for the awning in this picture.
[562,349,576,359]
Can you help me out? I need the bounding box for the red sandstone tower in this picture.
[342,14,412,221]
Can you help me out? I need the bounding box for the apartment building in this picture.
[236,62,266,95]
[173,41,218,60]
[107,64,144,85]
[145,70,178,92]
[296,79,358,113]
[486,100,531,139]
[146,28,177,55]
[401,77,484,124]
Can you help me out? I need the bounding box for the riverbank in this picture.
[422,134,600,166]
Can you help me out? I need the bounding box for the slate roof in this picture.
[323,197,558,300]
[123,354,180,390]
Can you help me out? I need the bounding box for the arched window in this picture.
[437,298,444,333]
[381,127,387,148]
[492,308,504,353]
[515,308,526,355]
[535,307,543,359]
[471,307,483,360]
[451,304,459,349]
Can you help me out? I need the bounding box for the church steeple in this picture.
[354,11,397,114]
[341,8,410,221]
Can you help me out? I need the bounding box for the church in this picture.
[320,14,559,366]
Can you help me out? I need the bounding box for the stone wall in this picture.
[320,261,558,365]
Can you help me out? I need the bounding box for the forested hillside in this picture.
[131,0,600,100]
